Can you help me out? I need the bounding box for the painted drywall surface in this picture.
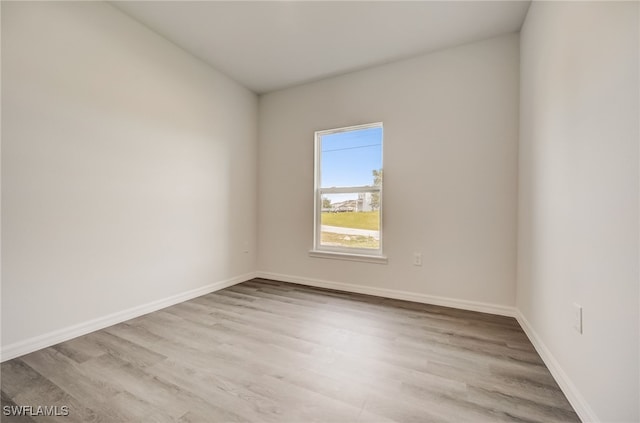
[518,2,639,421]
[258,34,519,307]
[1,2,258,347]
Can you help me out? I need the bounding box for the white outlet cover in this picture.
[573,303,583,334]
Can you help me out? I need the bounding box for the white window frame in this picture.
[310,122,386,263]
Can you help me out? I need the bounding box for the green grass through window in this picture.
[321,211,379,230]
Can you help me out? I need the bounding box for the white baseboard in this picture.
[515,311,599,423]
[255,271,517,317]
[0,272,256,362]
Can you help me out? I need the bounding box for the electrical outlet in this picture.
[413,252,422,266]
[573,303,583,334]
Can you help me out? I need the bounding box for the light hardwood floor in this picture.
[1,278,580,422]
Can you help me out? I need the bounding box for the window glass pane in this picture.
[320,192,380,250]
[320,127,382,188]
[316,123,383,254]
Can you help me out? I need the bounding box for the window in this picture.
[312,122,385,261]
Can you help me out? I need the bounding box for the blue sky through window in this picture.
[320,126,382,189]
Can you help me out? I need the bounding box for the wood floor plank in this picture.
[1,278,580,422]
[19,349,121,410]
[2,358,102,423]
[1,390,37,423]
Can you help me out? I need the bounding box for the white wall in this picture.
[1,2,258,352]
[258,34,519,310]
[518,2,639,422]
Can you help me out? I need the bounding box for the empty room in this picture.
[1,1,638,422]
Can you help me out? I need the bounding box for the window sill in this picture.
[308,250,388,264]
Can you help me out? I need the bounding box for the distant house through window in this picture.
[313,123,383,258]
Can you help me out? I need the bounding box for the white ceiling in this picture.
[113,1,531,94]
